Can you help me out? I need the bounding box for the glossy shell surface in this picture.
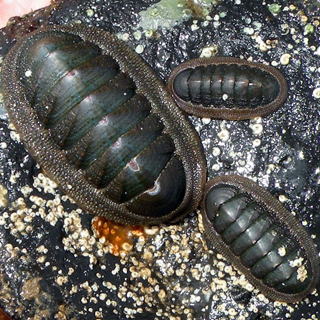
[201,175,320,302]
[168,57,288,120]
[2,25,206,225]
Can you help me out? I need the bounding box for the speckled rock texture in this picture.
[0,0,319,319]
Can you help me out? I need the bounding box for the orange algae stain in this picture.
[92,216,159,256]
[0,308,12,320]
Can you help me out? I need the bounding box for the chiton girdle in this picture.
[167,57,288,120]
[2,24,206,225]
[201,175,320,302]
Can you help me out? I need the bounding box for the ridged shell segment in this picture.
[2,25,206,225]
[201,175,320,302]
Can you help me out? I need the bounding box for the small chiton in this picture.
[201,175,320,302]
[2,24,206,225]
[167,57,288,120]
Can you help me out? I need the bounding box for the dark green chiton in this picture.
[167,57,288,120]
[2,24,206,225]
[201,175,320,302]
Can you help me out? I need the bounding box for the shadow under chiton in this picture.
[201,175,320,302]
[2,24,206,225]
[167,57,288,120]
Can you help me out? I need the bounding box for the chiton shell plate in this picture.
[167,57,288,120]
[2,24,206,225]
[201,175,320,302]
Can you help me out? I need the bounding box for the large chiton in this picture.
[201,175,320,302]
[167,57,288,120]
[2,24,206,225]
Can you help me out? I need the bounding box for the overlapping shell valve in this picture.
[1,24,319,303]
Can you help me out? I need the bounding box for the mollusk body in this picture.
[201,175,319,302]
[168,57,288,120]
[2,25,206,225]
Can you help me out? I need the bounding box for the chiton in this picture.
[2,24,206,225]
[167,57,288,120]
[201,175,320,302]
